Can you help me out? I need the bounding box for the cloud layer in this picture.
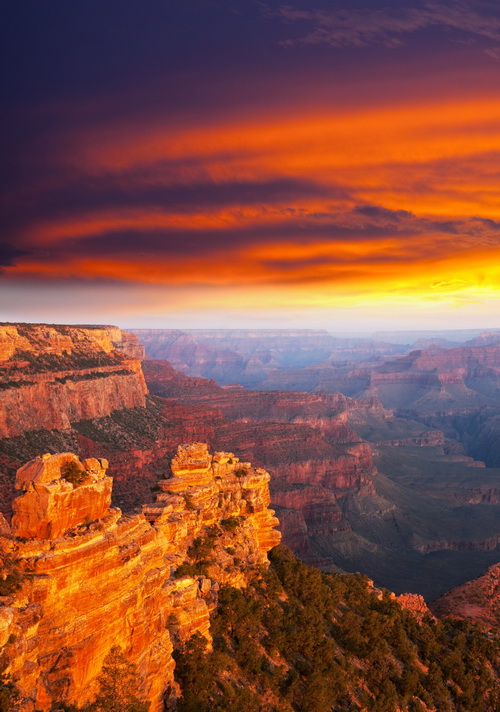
[2,0,500,327]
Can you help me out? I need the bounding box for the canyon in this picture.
[129,328,500,598]
[3,324,500,601]
[3,324,500,708]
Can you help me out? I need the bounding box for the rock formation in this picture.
[0,444,280,711]
[12,453,111,539]
[430,561,500,628]
[396,592,434,622]
[0,324,146,439]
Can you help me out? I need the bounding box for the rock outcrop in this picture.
[0,444,280,712]
[11,453,111,539]
[0,324,146,439]
[430,561,500,629]
[396,592,434,622]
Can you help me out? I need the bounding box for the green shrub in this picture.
[183,494,197,510]
[0,674,18,712]
[220,516,242,533]
[61,461,87,487]
[0,552,26,595]
[0,573,23,596]
[174,562,201,579]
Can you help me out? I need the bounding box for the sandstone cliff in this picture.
[0,444,280,711]
[0,324,146,439]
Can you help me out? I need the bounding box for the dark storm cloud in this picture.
[262,251,414,271]
[353,205,466,235]
[354,205,413,220]
[476,218,500,230]
[46,221,396,260]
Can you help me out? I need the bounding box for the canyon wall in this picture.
[0,324,146,438]
[142,360,378,566]
[0,444,280,711]
[5,325,500,601]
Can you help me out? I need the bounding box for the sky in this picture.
[2,0,500,331]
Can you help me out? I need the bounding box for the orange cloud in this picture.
[7,83,500,326]
[22,92,495,255]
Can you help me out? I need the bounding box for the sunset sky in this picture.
[2,0,500,330]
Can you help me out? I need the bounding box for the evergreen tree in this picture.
[88,647,148,712]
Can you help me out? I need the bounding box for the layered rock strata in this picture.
[0,444,280,712]
[142,361,378,566]
[0,324,146,438]
[12,453,111,539]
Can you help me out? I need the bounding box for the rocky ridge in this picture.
[0,324,146,439]
[0,444,280,711]
[431,561,500,628]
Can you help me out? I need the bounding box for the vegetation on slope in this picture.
[174,546,500,712]
[0,648,148,712]
[10,349,125,374]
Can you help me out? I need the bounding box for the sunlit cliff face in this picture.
[2,1,500,328]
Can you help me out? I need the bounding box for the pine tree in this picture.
[89,647,148,712]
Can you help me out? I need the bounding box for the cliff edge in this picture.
[0,443,280,711]
[0,324,146,438]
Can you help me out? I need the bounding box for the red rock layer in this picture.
[0,325,146,438]
[430,561,500,629]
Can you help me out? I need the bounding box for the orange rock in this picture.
[0,444,280,712]
[396,593,434,622]
[11,453,112,540]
